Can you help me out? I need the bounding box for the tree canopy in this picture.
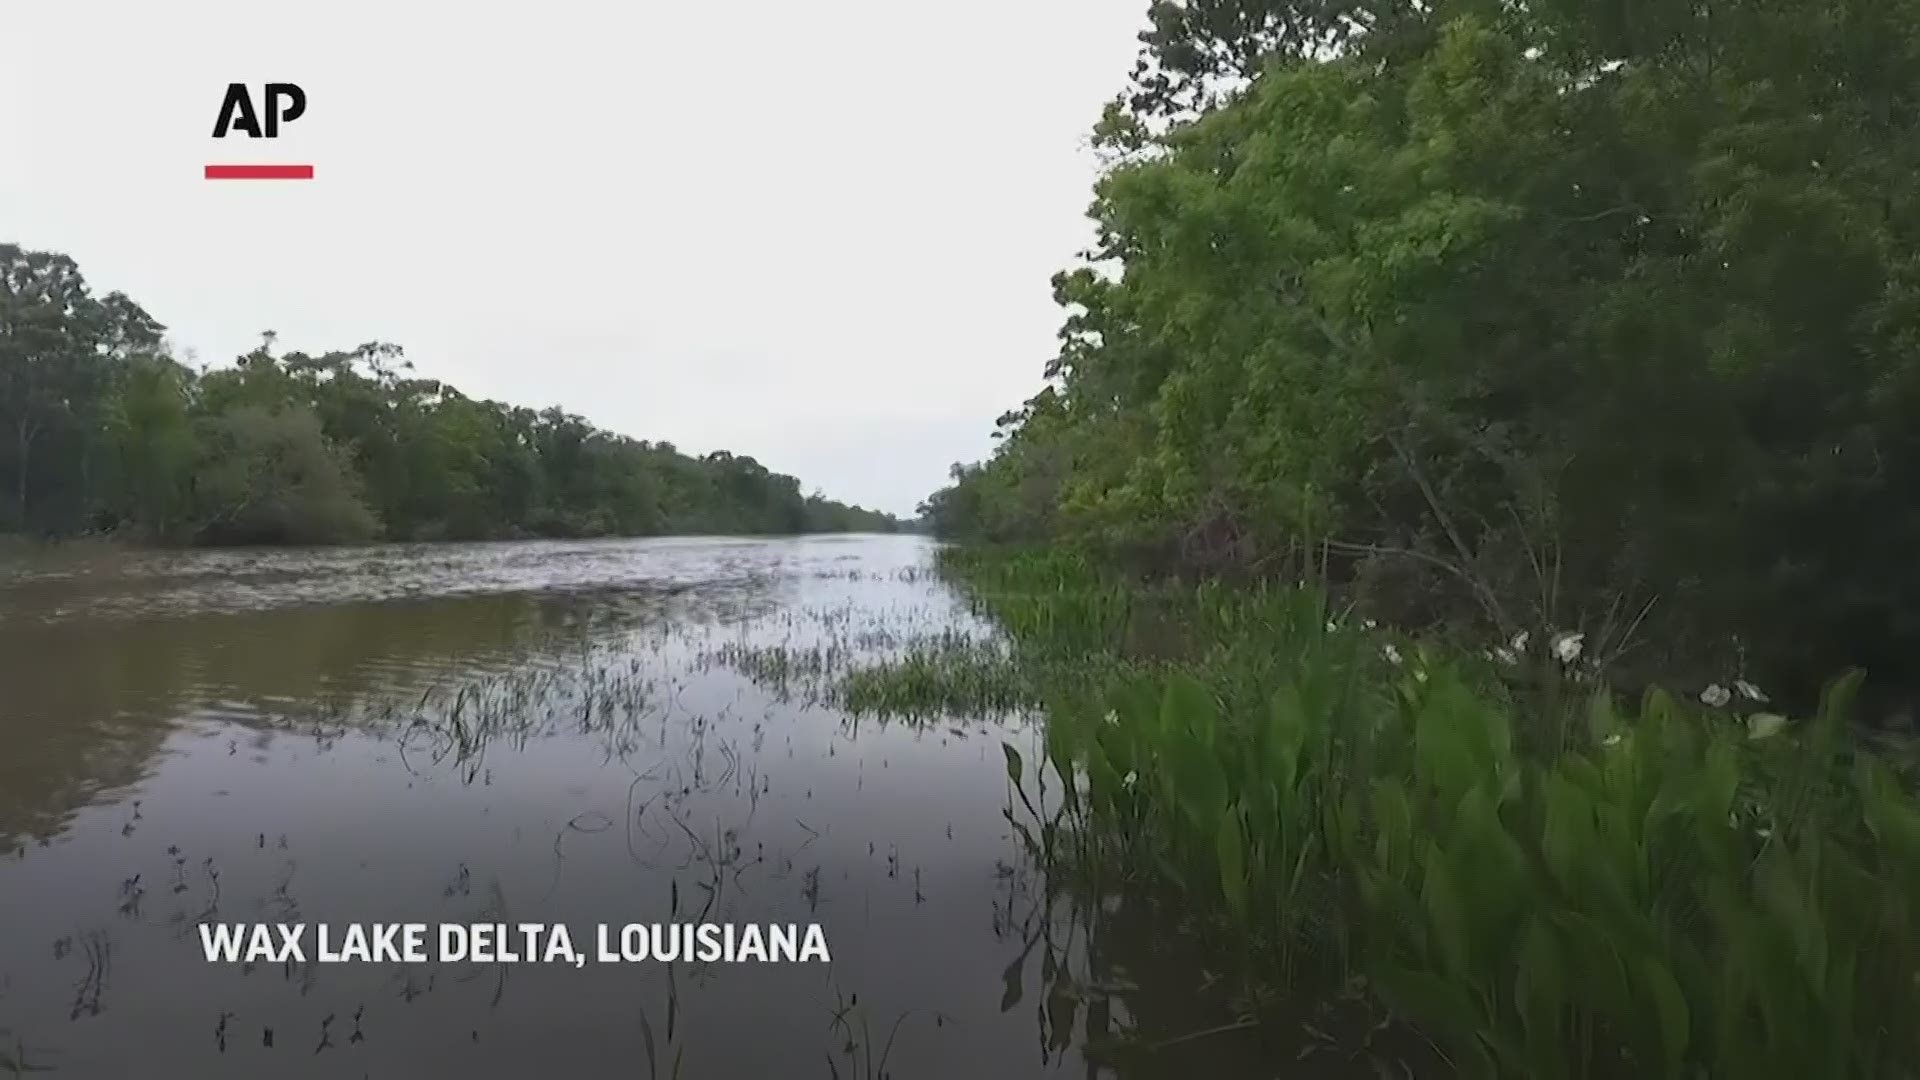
[922,0,1920,700]
[0,245,899,546]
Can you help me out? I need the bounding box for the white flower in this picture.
[1381,643,1403,666]
[1326,619,1338,632]
[1510,630,1530,654]
[1551,631,1585,664]
[1103,709,1119,726]
[1363,618,1378,631]
[1701,684,1732,708]
[1491,646,1519,666]
[1121,769,1138,788]
[1602,733,1623,747]
[1746,712,1788,740]
[1735,679,1769,703]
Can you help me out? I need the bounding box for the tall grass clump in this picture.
[838,640,1037,718]
[948,550,1920,1079]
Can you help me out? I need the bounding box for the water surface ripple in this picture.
[0,534,1332,1078]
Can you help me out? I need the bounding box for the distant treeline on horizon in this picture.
[0,242,901,546]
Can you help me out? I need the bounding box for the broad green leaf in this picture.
[1637,953,1691,1069]
[1371,964,1495,1078]
[1420,848,1473,981]
[1217,802,1248,917]
[1001,742,1023,791]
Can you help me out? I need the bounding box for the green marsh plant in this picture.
[941,550,1920,1079]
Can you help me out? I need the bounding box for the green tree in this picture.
[0,244,903,547]
[930,0,1920,701]
[0,244,165,533]
[102,357,197,540]
[192,404,380,545]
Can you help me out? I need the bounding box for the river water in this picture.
[0,535,1334,1079]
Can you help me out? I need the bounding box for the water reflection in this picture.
[0,564,776,852]
[0,534,1407,1078]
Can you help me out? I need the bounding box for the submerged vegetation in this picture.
[0,245,898,545]
[836,549,1920,1078]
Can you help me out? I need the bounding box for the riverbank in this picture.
[846,546,1920,1078]
[0,531,123,551]
[0,524,900,554]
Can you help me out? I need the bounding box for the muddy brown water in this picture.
[0,534,1399,1079]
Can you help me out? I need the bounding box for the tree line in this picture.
[921,0,1920,704]
[1,244,899,545]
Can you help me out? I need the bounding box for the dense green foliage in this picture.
[918,549,1920,1078]
[0,244,897,545]
[912,6,1920,1068]
[922,0,1920,700]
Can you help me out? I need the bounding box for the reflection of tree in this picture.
[0,577,776,853]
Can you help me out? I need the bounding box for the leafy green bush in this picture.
[192,405,380,545]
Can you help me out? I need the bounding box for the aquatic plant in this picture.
[934,550,1920,1078]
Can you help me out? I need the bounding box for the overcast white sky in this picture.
[1,1,1145,516]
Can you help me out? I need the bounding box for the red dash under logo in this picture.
[205,164,313,180]
[207,83,312,180]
